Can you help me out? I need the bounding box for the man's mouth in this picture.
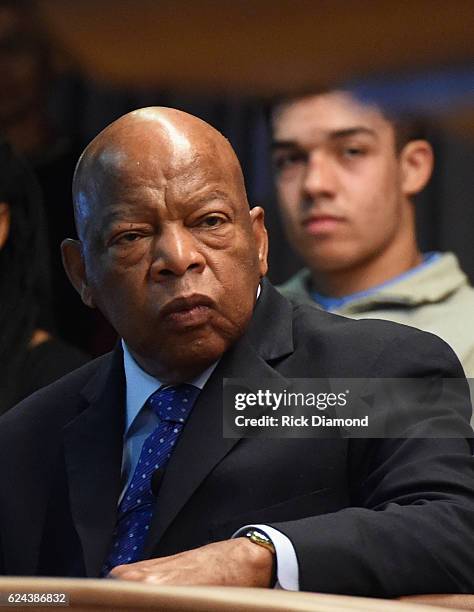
[160,295,215,328]
[302,214,344,235]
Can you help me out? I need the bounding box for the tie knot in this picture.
[148,384,199,423]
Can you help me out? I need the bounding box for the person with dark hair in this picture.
[0,0,105,355]
[0,138,88,413]
[272,90,474,382]
[0,109,472,598]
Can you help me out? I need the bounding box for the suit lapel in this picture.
[143,281,295,556]
[63,346,125,577]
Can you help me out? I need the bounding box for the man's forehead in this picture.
[92,133,185,175]
[86,122,230,187]
[273,91,389,140]
[88,146,232,199]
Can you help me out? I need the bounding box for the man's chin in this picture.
[168,338,228,370]
[305,249,363,273]
[130,334,229,382]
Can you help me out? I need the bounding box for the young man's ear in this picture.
[249,205,269,278]
[399,140,434,196]
[0,202,10,250]
[61,238,96,308]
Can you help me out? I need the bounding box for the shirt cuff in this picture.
[232,524,299,590]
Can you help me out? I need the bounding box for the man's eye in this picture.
[116,232,142,243]
[199,215,225,228]
[342,146,365,159]
[273,151,307,172]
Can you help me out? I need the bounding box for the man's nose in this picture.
[301,152,336,203]
[150,224,205,280]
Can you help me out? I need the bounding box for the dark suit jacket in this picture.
[0,281,473,597]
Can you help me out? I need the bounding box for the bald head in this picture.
[62,106,267,380]
[73,107,247,240]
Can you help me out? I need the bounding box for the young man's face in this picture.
[272,91,412,274]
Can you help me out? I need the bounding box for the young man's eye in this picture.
[273,151,307,172]
[342,146,366,159]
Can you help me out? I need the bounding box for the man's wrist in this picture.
[243,528,276,555]
[240,529,277,587]
[232,524,300,590]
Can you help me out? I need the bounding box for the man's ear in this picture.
[249,205,268,277]
[0,202,10,250]
[399,140,434,196]
[61,238,96,308]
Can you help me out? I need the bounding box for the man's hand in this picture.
[108,538,274,587]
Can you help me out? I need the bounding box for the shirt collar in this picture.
[311,252,441,310]
[121,340,217,434]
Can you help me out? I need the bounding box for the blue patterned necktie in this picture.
[102,384,200,574]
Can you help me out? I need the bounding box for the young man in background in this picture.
[273,90,474,379]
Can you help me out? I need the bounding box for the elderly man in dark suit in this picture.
[0,108,473,597]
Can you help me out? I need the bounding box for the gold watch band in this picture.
[244,529,276,555]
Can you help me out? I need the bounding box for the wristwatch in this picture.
[243,528,276,554]
[243,529,277,586]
